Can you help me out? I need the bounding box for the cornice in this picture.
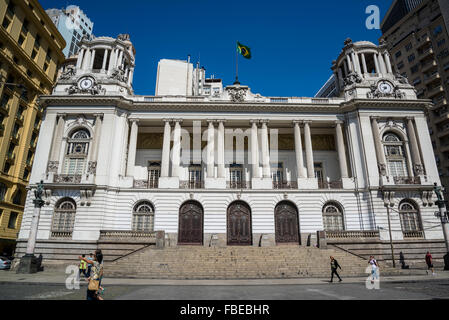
[38,95,432,114]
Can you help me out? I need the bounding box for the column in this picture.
[108,49,117,74]
[371,117,387,176]
[361,53,368,74]
[127,67,134,86]
[88,113,103,163]
[126,119,139,177]
[351,52,360,74]
[172,120,182,178]
[293,121,306,178]
[160,120,171,177]
[89,49,96,70]
[206,120,215,178]
[117,50,124,69]
[251,120,260,178]
[81,49,91,70]
[335,121,349,178]
[346,55,353,72]
[49,114,66,162]
[378,53,387,74]
[406,117,423,175]
[76,48,85,69]
[217,120,225,178]
[374,54,380,74]
[338,68,344,88]
[384,52,392,73]
[101,49,109,72]
[304,121,314,178]
[260,120,270,178]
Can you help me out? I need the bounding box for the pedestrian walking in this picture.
[425,251,435,275]
[329,256,342,282]
[368,255,379,283]
[79,252,104,300]
[79,254,87,279]
[86,253,94,277]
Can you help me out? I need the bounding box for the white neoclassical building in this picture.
[16,34,445,262]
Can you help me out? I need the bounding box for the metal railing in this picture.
[273,181,298,189]
[227,181,251,189]
[180,181,205,189]
[318,180,343,189]
[133,180,159,189]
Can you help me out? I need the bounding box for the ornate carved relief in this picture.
[59,66,76,80]
[110,66,128,83]
[343,72,362,86]
[87,161,97,175]
[47,161,59,173]
[367,83,405,99]
[226,86,248,102]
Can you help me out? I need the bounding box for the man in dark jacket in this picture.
[330,256,342,282]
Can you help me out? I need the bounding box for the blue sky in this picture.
[41,0,393,97]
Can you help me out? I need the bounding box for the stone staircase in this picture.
[105,245,406,279]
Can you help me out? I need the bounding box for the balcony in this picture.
[227,181,251,189]
[273,181,298,189]
[422,60,437,73]
[424,72,441,85]
[133,180,159,189]
[402,230,424,239]
[416,36,431,49]
[393,176,421,185]
[428,85,444,98]
[318,180,343,189]
[418,47,434,60]
[54,174,82,184]
[180,181,205,189]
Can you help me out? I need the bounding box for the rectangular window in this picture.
[434,25,443,36]
[405,43,412,51]
[0,184,7,201]
[63,158,86,175]
[8,212,18,229]
[397,61,404,69]
[147,162,161,188]
[437,38,446,47]
[188,165,202,188]
[229,164,243,188]
[411,65,419,74]
[408,54,415,62]
[271,163,283,183]
[388,160,407,177]
[314,162,324,186]
[395,51,402,58]
[413,77,421,85]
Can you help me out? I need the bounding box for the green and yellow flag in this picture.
[237,41,251,59]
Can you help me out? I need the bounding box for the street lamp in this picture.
[383,190,396,268]
[17,181,45,274]
[433,183,449,270]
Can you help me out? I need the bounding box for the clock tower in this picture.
[331,38,417,101]
[53,34,136,97]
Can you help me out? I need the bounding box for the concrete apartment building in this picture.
[380,0,449,197]
[0,0,65,255]
[46,5,93,58]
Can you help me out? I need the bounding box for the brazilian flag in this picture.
[237,42,251,59]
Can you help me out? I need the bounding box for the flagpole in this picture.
[235,41,240,85]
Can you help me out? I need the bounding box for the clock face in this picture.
[378,81,393,94]
[78,77,94,90]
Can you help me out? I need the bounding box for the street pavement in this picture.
[1,269,449,300]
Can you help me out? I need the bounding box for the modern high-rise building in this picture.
[0,0,65,255]
[380,0,449,198]
[46,5,93,58]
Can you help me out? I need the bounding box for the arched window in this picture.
[322,202,344,231]
[63,128,90,175]
[132,201,154,232]
[399,200,423,237]
[52,198,76,233]
[383,132,408,177]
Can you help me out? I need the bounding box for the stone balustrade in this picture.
[325,230,380,239]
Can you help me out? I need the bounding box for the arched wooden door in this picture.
[178,201,203,245]
[227,201,252,245]
[275,201,300,244]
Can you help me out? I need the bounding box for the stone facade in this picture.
[15,35,445,262]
